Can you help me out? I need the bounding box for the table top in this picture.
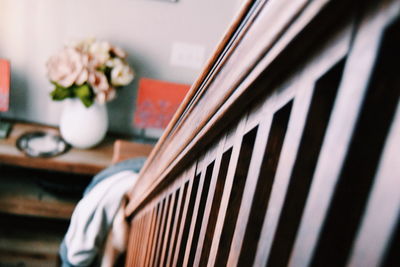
[0,122,114,175]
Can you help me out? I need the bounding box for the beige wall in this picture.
[0,0,237,136]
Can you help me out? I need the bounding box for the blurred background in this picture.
[0,0,243,138]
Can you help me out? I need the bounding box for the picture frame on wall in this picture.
[0,59,11,138]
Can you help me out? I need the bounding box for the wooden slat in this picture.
[148,202,163,267]
[288,2,399,265]
[153,196,170,267]
[133,215,143,266]
[159,190,179,267]
[173,170,202,267]
[166,181,188,267]
[126,225,134,266]
[192,136,229,266]
[251,57,326,267]
[347,103,400,267]
[311,11,400,267]
[127,218,139,266]
[227,84,295,266]
[206,117,248,266]
[182,144,220,265]
[142,207,157,266]
[268,58,346,267]
[145,204,160,267]
[138,217,147,266]
[171,164,196,267]
[139,212,153,266]
[182,140,223,267]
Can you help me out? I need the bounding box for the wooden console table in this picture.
[0,121,154,219]
[0,121,153,266]
[0,122,115,175]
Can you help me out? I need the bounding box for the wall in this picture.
[0,0,238,136]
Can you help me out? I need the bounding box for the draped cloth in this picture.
[60,158,146,267]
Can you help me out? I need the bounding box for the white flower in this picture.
[47,38,135,107]
[96,87,116,104]
[105,57,117,68]
[88,70,109,93]
[89,41,111,64]
[73,37,95,53]
[110,44,127,58]
[111,60,134,86]
[47,47,87,87]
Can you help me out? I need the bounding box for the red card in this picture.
[0,59,10,112]
[134,78,191,129]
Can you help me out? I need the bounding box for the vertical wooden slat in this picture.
[212,126,259,267]
[288,2,399,266]
[143,207,157,267]
[141,213,152,266]
[251,67,322,267]
[147,204,161,267]
[193,136,230,267]
[346,101,400,267]
[150,201,165,267]
[160,189,179,267]
[167,181,189,267]
[139,211,153,266]
[126,218,138,266]
[154,195,171,267]
[132,215,142,267]
[266,57,345,267]
[138,215,148,266]
[171,165,196,267]
[174,172,201,267]
[206,117,248,267]
[130,217,141,266]
[252,23,352,266]
[181,153,209,267]
[310,15,400,267]
[228,97,294,267]
[132,215,144,267]
[183,143,220,267]
[199,150,232,266]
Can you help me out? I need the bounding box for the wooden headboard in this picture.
[125,0,400,266]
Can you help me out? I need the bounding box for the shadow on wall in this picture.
[107,46,159,136]
[8,69,29,120]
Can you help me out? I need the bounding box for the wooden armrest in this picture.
[112,140,153,164]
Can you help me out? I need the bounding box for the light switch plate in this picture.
[170,42,205,69]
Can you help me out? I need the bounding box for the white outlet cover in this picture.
[170,42,205,69]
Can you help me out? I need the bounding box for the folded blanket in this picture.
[60,158,146,267]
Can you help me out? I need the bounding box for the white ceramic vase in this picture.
[60,98,108,149]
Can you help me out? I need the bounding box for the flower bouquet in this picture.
[46,38,134,107]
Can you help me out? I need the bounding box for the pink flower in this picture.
[89,41,111,64]
[96,87,116,104]
[110,45,127,58]
[88,70,109,93]
[47,47,88,87]
[47,38,134,107]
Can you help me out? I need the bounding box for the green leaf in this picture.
[50,85,72,101]
[73,84,94,107]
